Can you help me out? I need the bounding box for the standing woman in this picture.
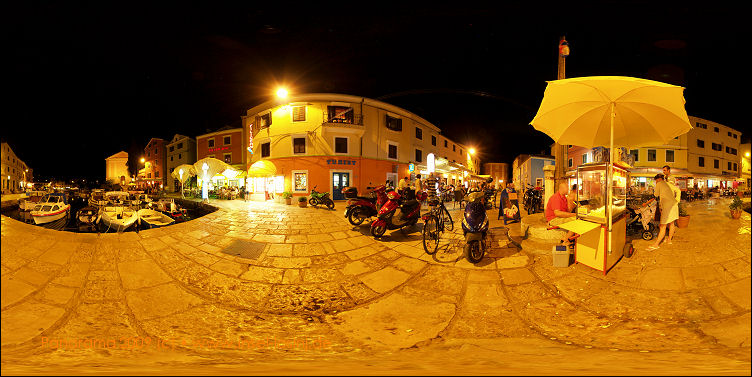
[646,174,679,251]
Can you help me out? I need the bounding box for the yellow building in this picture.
[627,115,742,190]
[741,142,750,192]
[242,93,481,200]
[1,142,31,194]
[105,151,131,186]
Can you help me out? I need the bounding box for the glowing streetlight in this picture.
[276,87,288,98]
[179,168,184,198]
[746,152,751,157]
[469,148,476,155]
[140,157,145,163]
[202,162,209,202]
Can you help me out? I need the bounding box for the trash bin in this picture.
[552,245,571,268]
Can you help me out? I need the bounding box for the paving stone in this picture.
[13,266,50,286]
[267,243,293,257]
[359,267,411,294]
[719,277,751,311]
[36,284,76,306]
[138,237,169,252]
[51,262,90,288]
[307,233,335,243]
[281,269,301,284]
[1,276,37,309]
[391,257,427,274]
[37,247,75,265]
[496,254,530,269]
[267,257,312,269]
[681,265,725,290]
[328,239,356,253]
[500,268,536,285]
[0,301,65,346]
[293,243,328,257]
[638,267,685,291]
[240,266,284,283]
[210,258,247,277]
[118,259,173,290]
[126,283,203,320]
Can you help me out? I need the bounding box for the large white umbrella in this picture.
[171,164,196,198]
[530,76,692,256]
[193,157,232,201]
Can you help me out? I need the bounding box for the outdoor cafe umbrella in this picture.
[171,164,196,198]
[530,76,692,255]
[193,157,232,201]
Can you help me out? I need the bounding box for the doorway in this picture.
[332,172,350,200]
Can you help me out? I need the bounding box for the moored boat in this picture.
[137,208,175,228]
[76,206,100,231]
[19,190,48,211]
[98,205,138,232]
[89,189,107,207]
[30,193,71,225]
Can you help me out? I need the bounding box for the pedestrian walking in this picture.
[646,174,679,251]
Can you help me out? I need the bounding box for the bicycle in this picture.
[422,188,454,255]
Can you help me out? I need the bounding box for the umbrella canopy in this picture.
[193,157,232,180]
[248,160,277,177]
[530,76,692,149]
[171,164,196,183]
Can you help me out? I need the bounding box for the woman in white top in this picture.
[646,174,679,250]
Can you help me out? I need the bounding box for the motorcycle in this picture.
[343,185,388,226]
[523,184,543,215]
[309,186,335,210]
[462,191,489,263]
[370,189,427,238]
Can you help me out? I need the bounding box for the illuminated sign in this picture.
[408,163,415,172]
[248,123,253,154]
[326,159,356,166]
[427,153,435,173]
[208,146,229,153]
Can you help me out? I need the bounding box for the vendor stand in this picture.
[530,76,692,274]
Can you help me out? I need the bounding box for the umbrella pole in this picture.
[608,102,614,256]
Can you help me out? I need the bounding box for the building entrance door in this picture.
[386,173,398,189]
[332,172,350,200]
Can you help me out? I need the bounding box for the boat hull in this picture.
[32,205,70,225]
[137,209,175,229]
[99,207,138,232]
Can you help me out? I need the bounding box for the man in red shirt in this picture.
[546,182,576,243]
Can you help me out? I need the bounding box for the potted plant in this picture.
[298,196,307,208]
[676,200,690,228]
[729,196,743,219]
[282,191,293,205]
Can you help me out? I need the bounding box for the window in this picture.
[148,173,151,178]
[293,171,308,192]
[415,127,422,140]
[711,143,722,151]
[665,150,674,163]
[388,143,398,160]
[208,138,215,148]
[630,149,639,162]
[647,149,656,161]
[431,135,436,146]
[155,171,159,178]
[223,136,231,145]
[327,106,354,123]
[728,161,732,171]
[729,148,737,155]
[292,106,306,122]
[261,142,270,158]
[733,133,738,139]
[169,167,174,173]
[169,146,174,152]
[293,137,306,154]
[695,122,707,129]
[568,145,573,148]
[415,149,422,163]
[460,149,463,155]
[177,142,183,149]
[260,113,272,128]
[170,156,173,162]
[444,140,448,148]
[334,137,348,154]
[728,131,732,137]
[147,151,150,157]
[714,127,719,133]
[582,154,588,164]
[714,159,719,169]
[453,144,456,152]
[697,139,704,148]
[178,153,181,159]
[386,115,402,131]
[154,148,158,155]
[733,163,738,171]
[224,153,232,164]
[568,158,573,168]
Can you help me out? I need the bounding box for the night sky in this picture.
[3,1,745,182]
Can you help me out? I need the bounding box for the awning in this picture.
[248,160,277,177]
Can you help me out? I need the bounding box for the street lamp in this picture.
[276,87,288,99]
[179,168,184,198]
[469,148,476,155]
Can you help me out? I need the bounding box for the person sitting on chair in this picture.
[546,182,577,244]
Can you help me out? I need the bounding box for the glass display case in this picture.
[575,163,627,224]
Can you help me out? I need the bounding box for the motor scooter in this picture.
[462,191,489,263]
[370,189,427,238]
[343,185,388,226]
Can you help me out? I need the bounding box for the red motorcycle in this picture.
[343,185,389,226]
[370,189,427,238]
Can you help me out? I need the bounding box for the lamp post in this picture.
[179,168,184,199]
[202,162,209,203]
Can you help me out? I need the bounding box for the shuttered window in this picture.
[292,106,306,122]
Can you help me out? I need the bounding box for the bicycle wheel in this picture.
[422,215,440,255]
[441,206,454,232]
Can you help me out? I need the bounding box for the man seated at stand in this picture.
[546,182,577,244]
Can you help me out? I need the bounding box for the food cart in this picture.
[559,162,632,274]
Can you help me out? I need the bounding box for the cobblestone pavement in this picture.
[1,195,749,374]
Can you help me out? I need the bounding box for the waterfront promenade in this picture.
[1,194,749,374]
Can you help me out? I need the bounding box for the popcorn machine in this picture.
[559,162,632,274]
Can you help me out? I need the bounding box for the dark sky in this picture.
[3,1,745,182]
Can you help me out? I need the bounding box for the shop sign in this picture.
[326,159,356,166]
[408,163,415,172]
[427,153,435,173]
[248,123,253,154]
[208,146,229,153]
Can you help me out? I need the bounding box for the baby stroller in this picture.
[626,199,657,241]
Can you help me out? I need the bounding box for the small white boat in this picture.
[99,205,139,232]
[104,191,132,206]
[76,206,100,231]
[137,208,175,228]
[149,198,187,221]
[30,193,71,225]
[89,189,107,207]
[19,190,48,211]
[131,193,152,208]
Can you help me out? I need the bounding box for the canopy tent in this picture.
[193,157,233,201]
[171,164,197,198]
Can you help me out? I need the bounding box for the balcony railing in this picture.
[322,112,363,127]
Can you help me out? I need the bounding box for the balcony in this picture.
[321,112,364,137]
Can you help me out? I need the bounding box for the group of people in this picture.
[545,165,682,250]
